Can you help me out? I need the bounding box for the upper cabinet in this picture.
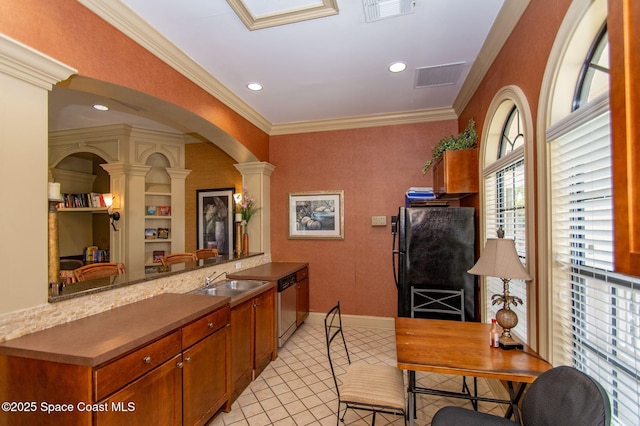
[432,148,479,199]
[609,0,640,276]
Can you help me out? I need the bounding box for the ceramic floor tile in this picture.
[208,322,508,425]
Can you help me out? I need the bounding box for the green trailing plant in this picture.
[422,119,478,174]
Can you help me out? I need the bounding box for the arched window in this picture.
[481,87,533,343]
[541,0,639,423]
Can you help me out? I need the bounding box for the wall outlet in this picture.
[371,215,387,226]
[235,262,242,270]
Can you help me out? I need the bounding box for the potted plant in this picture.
[422,119,478,174]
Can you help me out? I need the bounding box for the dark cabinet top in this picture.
[0,293,228,366]
[228,262,308,281]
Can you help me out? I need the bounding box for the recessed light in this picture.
[247,83,263,91]
[93,104,109,111]
[388,62,407,73]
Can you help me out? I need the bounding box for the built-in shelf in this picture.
[59,207,109,213]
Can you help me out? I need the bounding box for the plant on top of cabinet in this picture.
[422,118,477,173]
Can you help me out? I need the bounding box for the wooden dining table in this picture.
[395,317,552,426]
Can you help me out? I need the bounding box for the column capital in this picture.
[234,162,275,177]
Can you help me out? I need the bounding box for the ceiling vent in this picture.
[363,0,415,22]
[414,62,466,88]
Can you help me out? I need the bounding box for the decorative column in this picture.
[233,162,276,255]
[166,167,191,254]
[47,182,63,295]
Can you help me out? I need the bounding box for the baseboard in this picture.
[305,312,395,330]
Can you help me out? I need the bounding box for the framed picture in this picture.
[158,205,171,216]
[145,228,157,239]
[288,190,344,239]
[146,205,157,216]
[197,188,234,255]
[157,227,170,239]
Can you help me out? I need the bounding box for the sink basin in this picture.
[193,279,268,299]
[197,287,243,297]
[221,280,267,291]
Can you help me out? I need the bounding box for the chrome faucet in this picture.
[204,271,227,288]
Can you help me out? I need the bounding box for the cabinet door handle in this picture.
[185,356,192,363]
[143,356,152,364]
[176,361,184,369]
[208,322,214,328]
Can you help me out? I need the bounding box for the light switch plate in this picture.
[371,215,387,226]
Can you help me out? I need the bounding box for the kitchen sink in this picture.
[197,287,243,297]
[193,279,268,298]
[221,280,268,291]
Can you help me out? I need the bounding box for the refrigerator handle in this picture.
[392,217,399,289]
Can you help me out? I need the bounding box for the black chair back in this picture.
[522,366,611,426]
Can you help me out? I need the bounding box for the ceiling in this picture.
[51,0,528,135]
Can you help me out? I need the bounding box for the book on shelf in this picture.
[60,193,107,209]
[145,228,157,239]
[146,205,157,215]
[157,228,170,239]
[157,205,171,216]
[152,250,165,262]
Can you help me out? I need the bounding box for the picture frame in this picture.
[197,188,234,255]
[288,190,344,239]
[157,227,170,239]
[158,205,171,216]
[145,228,157,240]
[146,205,157,216]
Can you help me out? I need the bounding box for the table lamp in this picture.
[468,235,531,350]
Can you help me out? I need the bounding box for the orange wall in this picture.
[269,122,457,317]
[0,0,268,161]
[460,0,572,143]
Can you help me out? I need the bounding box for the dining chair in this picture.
[160,253,197,266]
[194,248,219,260]
[73,262,125,282]
[431,366,611,426]
[410,287,477,411]
[324,302,406,425]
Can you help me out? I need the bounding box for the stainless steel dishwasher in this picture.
[277,273,298,347]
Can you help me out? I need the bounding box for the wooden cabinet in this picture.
[432,148,478,199]
[95,354,183,426]
[229,287,275,404]
[0,294,229,426]
[296,267,309,326]
[253,289,275,376]
[609,0,640,276]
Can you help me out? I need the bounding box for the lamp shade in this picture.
[102,193,113,208]
[468,238,531,280]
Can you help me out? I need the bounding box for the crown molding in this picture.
[0,34,76,90]
[79,0,511,137]
[269,107,458,135]
[78,0,272,134]
[452,0,530,115]
[226,0,339,31]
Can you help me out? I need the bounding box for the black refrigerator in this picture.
[392,206,476,320]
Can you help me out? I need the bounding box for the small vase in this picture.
[242,232,249,256]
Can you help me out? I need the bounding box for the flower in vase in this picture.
[239,188,260,224]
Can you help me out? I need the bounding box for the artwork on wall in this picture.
[197,188,234,255]
[288,190,344,239]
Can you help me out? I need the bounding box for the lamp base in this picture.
[499,335,523,350]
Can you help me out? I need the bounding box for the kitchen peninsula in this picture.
[0,294,232,425]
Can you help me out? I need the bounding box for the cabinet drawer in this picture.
[182,305,230,349]
[296,268,308,282]
[94,330,181,401]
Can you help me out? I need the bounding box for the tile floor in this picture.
[208,322,505,426]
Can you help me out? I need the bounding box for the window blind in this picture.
[549,102,640,426]
[483,152,527,340]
